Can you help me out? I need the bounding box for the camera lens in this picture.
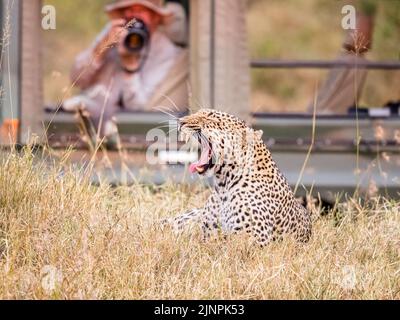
[123,19,149,53]
[125,33,145,51]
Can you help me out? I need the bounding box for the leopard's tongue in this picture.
[189,143,210,173]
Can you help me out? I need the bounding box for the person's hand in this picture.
[106,19,128,47]
[93,19,127,59]
[94,19,141,72]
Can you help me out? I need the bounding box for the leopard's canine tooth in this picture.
[180,131,190,143]
[196,166,205,174]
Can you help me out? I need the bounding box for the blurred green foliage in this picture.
[44,0,109,40]
[247,0,400,111]
[359,0,377,16]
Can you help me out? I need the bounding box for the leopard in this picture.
[165,109,312,246]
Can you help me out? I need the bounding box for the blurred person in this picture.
[308,9,375,114]
[64,0,188,146]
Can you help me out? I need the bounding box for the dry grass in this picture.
[0,148,399,300]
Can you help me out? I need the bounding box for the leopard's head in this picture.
[178,109,263,175]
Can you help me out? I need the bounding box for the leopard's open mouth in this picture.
[189,133,213,175]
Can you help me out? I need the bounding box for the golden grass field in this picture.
[1,0,399,300]
[0,148,399,299]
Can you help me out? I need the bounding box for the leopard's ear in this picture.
[255,129,264,139]
[243,128,263,146]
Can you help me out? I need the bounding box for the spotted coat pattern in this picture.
[167,109,312,246]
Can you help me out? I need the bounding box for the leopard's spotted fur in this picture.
[167,109,312,246]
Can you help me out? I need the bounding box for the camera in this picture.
[123,19,150,53]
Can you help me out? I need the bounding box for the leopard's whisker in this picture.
[154,105,179,120]
[167,127,178,137]
[160,94,181,113]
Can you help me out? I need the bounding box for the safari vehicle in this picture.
[1,0,399,201]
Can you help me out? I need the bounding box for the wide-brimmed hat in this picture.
[105,0,173,18]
